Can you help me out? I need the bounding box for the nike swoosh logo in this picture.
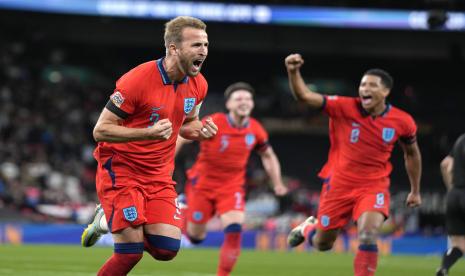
[174,215,181,220]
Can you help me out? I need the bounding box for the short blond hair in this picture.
[164,16,207,48]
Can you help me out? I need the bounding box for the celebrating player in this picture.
[82,16,217,276]
[284,54,422,276]
[436,134,465,276]
[180,82,288,276]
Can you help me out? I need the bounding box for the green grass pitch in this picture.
[0,245,464,275]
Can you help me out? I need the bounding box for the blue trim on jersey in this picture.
[103,157,116,187]
[191,176,198,186]
[359,244,378,252]
[224,223,242,233]
[107,205,115,232]
[358,101,391,118]
[156,58,188,85]
[146,234,181,251]
[114,242,144,254]
[380,104,392,117]
[226,113,249,129]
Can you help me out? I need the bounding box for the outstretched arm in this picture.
[258,147,288,196]
[284,53,325,109]
[93,108,172,142]
[400,141,422,207]
[440,156,454,191]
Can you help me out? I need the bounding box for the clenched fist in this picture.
[200,116,218,139]
[285,53,305,73]
[147,118,173,140]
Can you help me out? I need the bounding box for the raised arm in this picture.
[258,147,288,196]
[93,107,172,142]
[284,53,325,109]
[399,140,422,207]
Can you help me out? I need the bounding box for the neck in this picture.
[163,56,185,82]
[366,102,387,117]
[229,112,248,127]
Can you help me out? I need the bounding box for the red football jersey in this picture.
[191,113,269,190]
[94,58,208,185]
[320,96,417,183]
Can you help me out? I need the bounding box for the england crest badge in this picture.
[245,133,256,148]
[123,206,138,222]
[184,98,196,114]
[382,128,395,143]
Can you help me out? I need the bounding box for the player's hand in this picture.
[405,192,421,208]
[147,118,173,140]
[200,117,218,139]
[274,184,288,196]
[285,54,304,73]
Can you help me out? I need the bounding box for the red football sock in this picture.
[354,244,378,276]
[217,224,242,276]
[97,253,142,276]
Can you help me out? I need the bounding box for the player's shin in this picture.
[218,223,242,276]
[354,244,378,276]
[437,247,463,275]
[97,242,144,276]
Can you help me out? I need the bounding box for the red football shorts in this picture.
[316,177,390,231]
[186,184,245,224]
[95,160,183,233]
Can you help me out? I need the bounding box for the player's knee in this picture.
[313,240,334,251]
[150,248,178,261]
[312,234,335,251]
[145,234,180,261]
[224,223,242,234]
[358,229,378,245]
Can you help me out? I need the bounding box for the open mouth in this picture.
[361,95,373,105]
[192,59,203,70]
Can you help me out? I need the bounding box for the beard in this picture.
[176,54,201,78]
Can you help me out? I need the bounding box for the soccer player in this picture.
[82,16,218,276]
[284,54,422,276]
[436,134,465,276]
[180,82,288,276]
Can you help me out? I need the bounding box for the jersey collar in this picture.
[156,57,188,85]
[226,113,250,129]
[358,101,391,118]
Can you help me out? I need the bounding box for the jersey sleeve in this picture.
[106,69,142,119]
[399,114,418,144]
[200,113,219,124]
[186,74,208,119]
[196,74,208,103]
[323,95,355,118]
[253,120,270,153]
